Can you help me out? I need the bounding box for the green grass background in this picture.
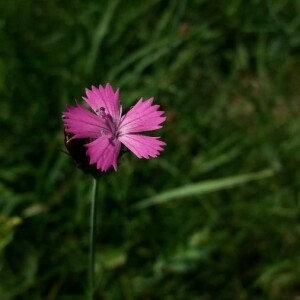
[1,0,300,299]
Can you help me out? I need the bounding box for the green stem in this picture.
[89,178,99,299]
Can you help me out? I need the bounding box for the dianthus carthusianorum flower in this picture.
[63,83,166,172]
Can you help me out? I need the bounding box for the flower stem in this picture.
[89,178,99,299]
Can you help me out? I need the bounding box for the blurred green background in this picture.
[1,0,300,299]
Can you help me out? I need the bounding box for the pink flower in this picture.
[63,83,166,172]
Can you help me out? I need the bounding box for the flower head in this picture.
[63,83,166,172]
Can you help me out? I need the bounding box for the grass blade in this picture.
[134,169,275,209]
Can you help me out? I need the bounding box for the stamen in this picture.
[116,105,123,128]
[119,105,123,119]
[100,129,107,136]
[96,107,105,117]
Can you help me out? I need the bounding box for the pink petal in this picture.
[85,135,121,171]
[63,102,108,139]
[83,83,120,121]
[119,97,166,134]
[119,134,166,159]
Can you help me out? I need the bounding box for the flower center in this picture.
[96,107,118,139]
